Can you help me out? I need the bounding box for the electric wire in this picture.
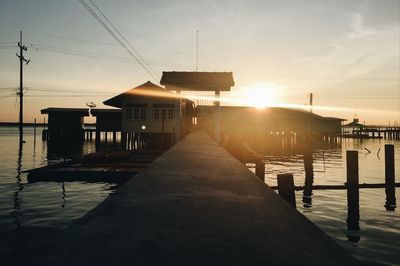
[87,0,159,79]
[28,43,193,68]
[24,31,187,55]
[78,0,159,81]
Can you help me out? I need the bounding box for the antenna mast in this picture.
[196,30,199,71]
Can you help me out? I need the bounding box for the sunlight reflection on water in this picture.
[0,127,399,265]
[248,137,400,265]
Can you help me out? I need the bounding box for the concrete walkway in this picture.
[19,131,359,265]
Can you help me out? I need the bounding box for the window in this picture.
[161,109,167,120]
[140,108,146,120]
[153,108,173,120]
[153,109,160,120]
[126,109,132,120]
[168,109,174,119]
[133,109,139,120]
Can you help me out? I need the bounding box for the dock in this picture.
[13,131,359,265]
[26,150,163,183]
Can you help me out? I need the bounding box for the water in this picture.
[248,138,400,265]
[0,127,399,265]
[0,126,120,256]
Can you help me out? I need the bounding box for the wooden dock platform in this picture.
[25,150,163,183]
[12,131,360,265]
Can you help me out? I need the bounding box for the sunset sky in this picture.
[0,0,399,124]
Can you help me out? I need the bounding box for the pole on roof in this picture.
[196,30,199,72]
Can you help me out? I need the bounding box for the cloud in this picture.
[347,13,377,39]
[287,11,399,90]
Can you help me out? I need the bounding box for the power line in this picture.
[25,31,118,47]
[87,0,159,79]
[0,87,18,91]
[78,0,159,81]
[29,43,131,62]
[25,94,114,97]
[28,42,194,68]
[28,88,109,93]
[25,31,187,55]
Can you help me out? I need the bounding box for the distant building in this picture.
[196,105,345,137]
[41,108,89,141]
[160,71,235,142]
[342,118,365,135]
[103,81,194,145]
[40,73,346,149]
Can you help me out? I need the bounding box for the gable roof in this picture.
[343,121,365,128]
[103,81,177,108]
[160,71,234,91]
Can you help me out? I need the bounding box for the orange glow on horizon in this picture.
[123,85,398,117]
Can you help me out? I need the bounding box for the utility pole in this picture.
[309,92,313,145]
[16,30,30,143]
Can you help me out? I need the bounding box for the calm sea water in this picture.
[0,127,399,265]
[0,126,119,256]
[248,138,400,266]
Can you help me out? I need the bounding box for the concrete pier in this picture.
[17,131,359,265]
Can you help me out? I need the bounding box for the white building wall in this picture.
[121,97,178,133]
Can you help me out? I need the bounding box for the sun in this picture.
[241,84,284,109]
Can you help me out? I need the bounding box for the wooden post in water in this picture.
[121,132,127,149]
[161,117,165,150]
[346,150,360,241]
[255,157,265,181]
[95,130,100,145]
[385,144,396,211]
[33,118,37,144]
[277,174,296,208]
[127,132,132,150]
[302,152,314,207]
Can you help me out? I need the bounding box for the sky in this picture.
[0,0,399,124]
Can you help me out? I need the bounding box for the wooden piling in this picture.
[33,118,37,144]
[255,157,265,181]
[385,144,396,211]
[121,132,127,149]
[346,150,360,231]
[303,152,314,207]
[113,131,117,144]
[95,130,100,144]
[277,174,296,208]
[127,132,132,150]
